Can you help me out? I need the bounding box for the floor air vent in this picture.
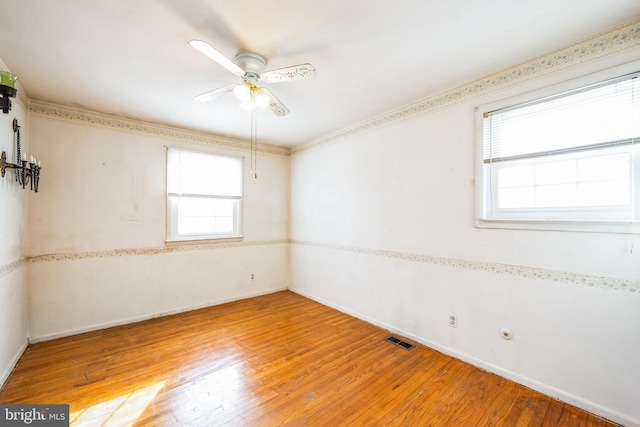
[385,336,415,350]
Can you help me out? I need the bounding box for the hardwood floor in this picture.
[0,291,617,426]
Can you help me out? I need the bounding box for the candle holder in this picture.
[0,118,42,192]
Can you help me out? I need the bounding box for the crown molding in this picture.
[28,100,290,158]
[292,18,640,156]
[15,89,29,111]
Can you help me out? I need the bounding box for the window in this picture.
[478,70,639,228]
[167,148,243,241]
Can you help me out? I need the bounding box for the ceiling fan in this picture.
[189,40,316,117]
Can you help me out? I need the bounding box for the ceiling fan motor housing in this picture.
[234,52,268,76]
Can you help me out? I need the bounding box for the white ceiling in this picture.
[1,1,638,147]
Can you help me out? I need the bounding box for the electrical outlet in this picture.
[250,274,255,280]
[449,314,457,328]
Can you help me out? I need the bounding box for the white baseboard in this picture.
[0,339,28,391]
[29,287,287,344]
[289,287,639,427]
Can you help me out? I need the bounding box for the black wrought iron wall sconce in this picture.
[0,71,18,114]
[1,118,42,192]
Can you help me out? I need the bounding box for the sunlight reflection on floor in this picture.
[172,362,249,423]
[69,380,166,426]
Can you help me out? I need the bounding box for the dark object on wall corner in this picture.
[0,118,42,192]
[0,71,18,114]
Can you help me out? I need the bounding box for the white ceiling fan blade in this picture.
[189,40,245,76]
[260,88,289,116]
[259,63,316,83]
[194,84,238,102]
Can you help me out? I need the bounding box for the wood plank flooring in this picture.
[0,291,617,426]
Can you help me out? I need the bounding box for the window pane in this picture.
[498,165,534,188]
[535,184,577,207]
[216,217,233,233]
[494,153,633,211]
[499,187,534,208]
[578,153,629,182]
[534,160,576,185]
[176,197,236,235]
[578,181,629,206]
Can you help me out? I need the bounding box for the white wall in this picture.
[27,112,290,340]
[0,77,29,388]
[290,49,640,425]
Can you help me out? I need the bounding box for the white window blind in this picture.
[484,73,639,163]
[480,72,639,223]
[167,149,243,241]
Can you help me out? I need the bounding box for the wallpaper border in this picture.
[28,100,291,158]
[1,241,287,278]
[291,240,640,294]
[0,257,27,279]
[291,18,640,155]
[27,239,289,264]
[5,240,637,294]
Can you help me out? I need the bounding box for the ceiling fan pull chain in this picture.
[251,109,258,179]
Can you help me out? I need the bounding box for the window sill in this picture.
[165,236,245,246]
[476,219,640,234]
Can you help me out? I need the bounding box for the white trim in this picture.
[289,287,640,427]
[476,218,640,234]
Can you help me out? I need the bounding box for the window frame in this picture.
[166,147,244,243]
[475,61,640,234]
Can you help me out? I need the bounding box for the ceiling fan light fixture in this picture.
[254,91,270,109]
[233,83,251,102]
[190,40,312,117]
